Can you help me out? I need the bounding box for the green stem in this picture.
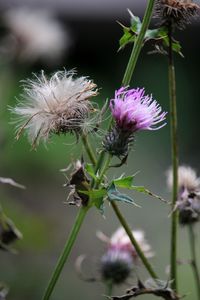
[95,154,112,188]
[81,134,97,165]
[81,0,158,282]
[188,225,200,300]
[82,135,159,281]
[93,0,156,176]
[91,151,105,187]
[42,206,89,300]
[168,22,179,291]
[111,201,158,279]
[122,0,156,86]
[106,281,113,297]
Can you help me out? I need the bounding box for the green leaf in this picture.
[85,163,97,180]
[157,26,168,38]
[113,175,134,189]
[119,27,136,50]
[78,188,107,199]
[157,27,183,57]
[78,189,107,214]
[118,13,166,51]
[130,14,141,28]
[111,175,168,203]
[107,183,140,207]
[130,186,168,203]
[145,28,161,40]
[94,197,105,214]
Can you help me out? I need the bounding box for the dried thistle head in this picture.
[155,0,200,29]
[167,166,200,224]
[167,165,200,192]
[97,227,154,285]
[64,160,91,207]
[11,70,98,147]
[3,8,70,64]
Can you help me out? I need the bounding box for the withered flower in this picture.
[12,70,98,147]
[155,0,200,29]
[167,166,200,224]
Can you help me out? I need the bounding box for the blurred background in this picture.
[0,0,200,299]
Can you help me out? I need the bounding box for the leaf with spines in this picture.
[118,12,162,51]
[85,163,98,180]
[112,175,168,203]
[118,11,183,57]
[107,183,140,207]
[78,188,107,199]
[112,175,135,189]
[78,188,107,214]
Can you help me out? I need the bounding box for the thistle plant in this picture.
[10,0,200,299]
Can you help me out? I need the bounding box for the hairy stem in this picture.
[188,225,200,300]
[168,22,179,291]
[111,201,158,279]
[81,134,97,165]
[42,206,89,300]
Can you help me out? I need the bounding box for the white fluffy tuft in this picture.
[167,165,200,191]
[11,70,98,146]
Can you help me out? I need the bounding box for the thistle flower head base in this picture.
[103,126,134,158]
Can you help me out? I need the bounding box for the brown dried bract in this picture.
[68,160,90,206]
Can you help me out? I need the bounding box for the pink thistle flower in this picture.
[103,87,167,157]
[110,87,167,133]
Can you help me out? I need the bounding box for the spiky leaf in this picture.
[107,183,139,206]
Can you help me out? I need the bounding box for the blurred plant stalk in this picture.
[168,21,179,292]
[188,225,200,300]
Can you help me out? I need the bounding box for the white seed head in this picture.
[167,166,200,192]
[11,70,98,147]
[3,8,70,63]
